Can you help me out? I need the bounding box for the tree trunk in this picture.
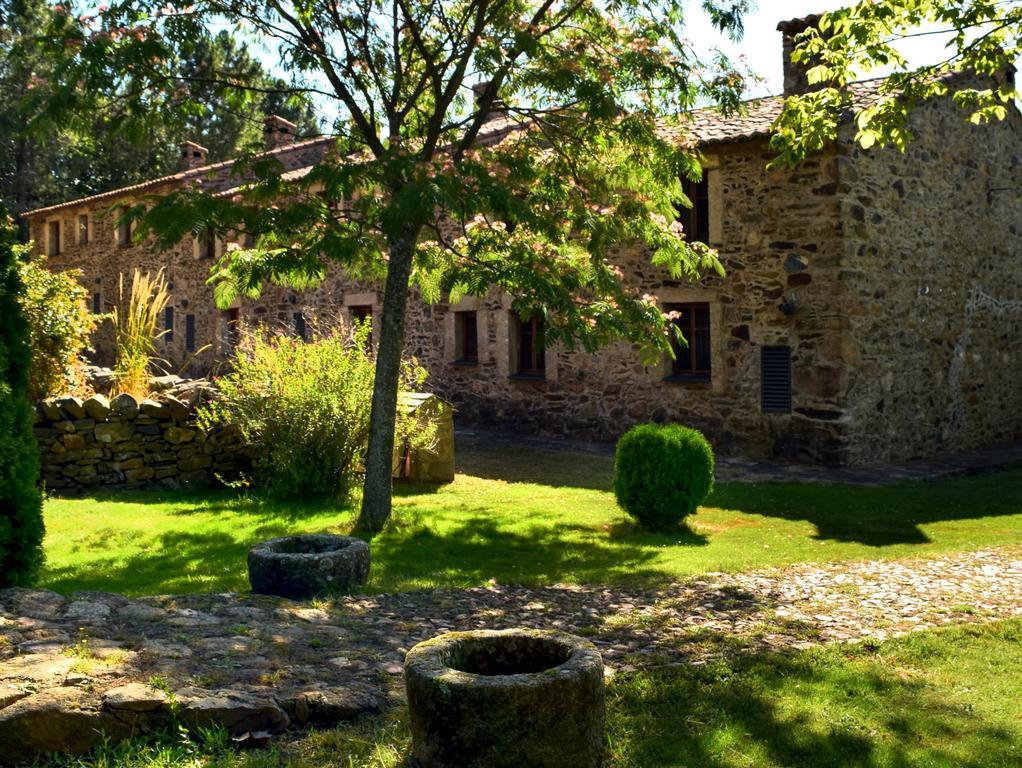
[356,229,418,533]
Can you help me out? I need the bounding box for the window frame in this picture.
[185,314,196,352]
[350,304,373,349]
[664,302,712,383]
[678,176,710,245]
[116,209,131,247]
[78,214,90,245]
[513,313,546,379]
[454,310,479,365]
[47,220,61,256]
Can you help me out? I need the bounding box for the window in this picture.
[678,176,710,244]
[198,229,217,260]
[350,304,372,348]
[78,215,89,245]
[515,314,545,377]
[226,308,241,349]
[92,293,102,315]
[185,314,196,351]
[761,345,792,413]
[294,312,307,341]
[116,209,131,246]
[47,221,60,256]
[666,302,711,381]
[164,306,174,342]
[455,311,478,364]
[239,232,255,248]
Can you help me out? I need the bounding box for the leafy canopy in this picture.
[31,0,754,362]
[771,0,1022,167]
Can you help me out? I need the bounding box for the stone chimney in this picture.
[776,14,826,96]
[264,115,298,150]
[472,81,505,121]
[178,141,209,171]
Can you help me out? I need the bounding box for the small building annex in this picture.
[22,15,1022,465]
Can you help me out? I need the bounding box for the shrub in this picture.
[0,208,44,586]
[112,269,169,397]
[613,423,714,531]
[18,257,101,400]
[199,320,436,500]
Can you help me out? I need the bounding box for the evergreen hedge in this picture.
[0,208,44,586]
[613,423,714,531]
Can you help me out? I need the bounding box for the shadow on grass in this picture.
[708,469,1022,547]
[370,515,703,591]
[608,625,1022,768]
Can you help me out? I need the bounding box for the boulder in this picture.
[178,691,289,735]
[140,399,171,419]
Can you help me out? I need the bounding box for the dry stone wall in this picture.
[35,393,248,492]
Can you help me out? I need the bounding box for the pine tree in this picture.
[0,204,43,587]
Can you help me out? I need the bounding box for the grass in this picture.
[39,441,1022,596]
[37,619,1022,767]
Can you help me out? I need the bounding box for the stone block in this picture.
[178,454,212,472]
[62,434,86,450]
[83,394,111,420]
[164,426,195,445]
[95,422,135,444]
[110,393,139,418]
[124,467,156,482]
[140,399,172,419]
[56,396,86,419]
[163,396,190,421]
[40,398,62,420]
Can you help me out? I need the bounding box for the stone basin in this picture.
[247,534,370,599]
[404,629,605,768]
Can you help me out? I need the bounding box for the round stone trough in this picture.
[247,534,369,599]
[404,629,605,768]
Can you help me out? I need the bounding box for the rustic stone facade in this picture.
[34,393,248,492]
[23,29,1022,465]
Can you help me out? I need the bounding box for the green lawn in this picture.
[40,441,1022,596]
[40,619,1022,767]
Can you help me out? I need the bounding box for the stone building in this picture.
[22,15,1022,465]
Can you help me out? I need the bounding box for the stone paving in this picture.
[3,545,1022,763]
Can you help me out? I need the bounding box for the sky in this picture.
[686,0,956,99]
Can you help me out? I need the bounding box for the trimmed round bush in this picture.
[613,423,714,531]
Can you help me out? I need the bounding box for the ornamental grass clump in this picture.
[111,269,169,397]
[200,320,435,500]
[613,423,714,531]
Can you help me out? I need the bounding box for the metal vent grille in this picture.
[761,345,792,413]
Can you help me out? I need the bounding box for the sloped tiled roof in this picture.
[23,79,894,219]
[21,135,337,219]
[678,77,888,146]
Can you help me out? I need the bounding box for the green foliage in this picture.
[30,0,751,361]
[0,206,44,587]
[770,1,1022,167]
[17,256,101,400]
[1,2,319,224]
[198,321,435,500]
[613,423,714,531]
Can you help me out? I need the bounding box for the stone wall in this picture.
[35,393,248,492]
[836,81,1022,463]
